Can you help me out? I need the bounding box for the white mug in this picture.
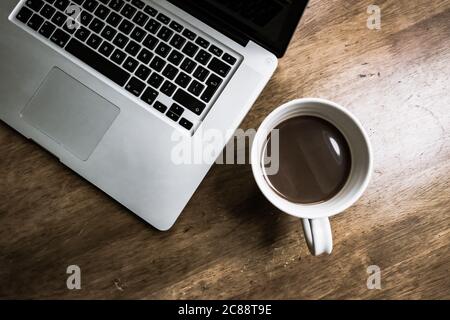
[251,98,373,256]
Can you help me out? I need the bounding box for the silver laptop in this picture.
[0,0,308,230]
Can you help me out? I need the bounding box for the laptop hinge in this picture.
[166,0,250,48]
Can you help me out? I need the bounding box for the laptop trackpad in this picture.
[21,68,120,161]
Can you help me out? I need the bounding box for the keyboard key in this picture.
[132,11,149,27]
[99,41,114,57]
[125,76,145,96]
[25,0,44,12]
[166,110,180,122]
[167,50,183,66]
[73,0,84,4]
[113,32,128,48]
[118,19,133,34]
[130,26,146,42]
[135,65,151,81]
[175,72,191,88]
[157,26,173,42]
[208,57,231,77]
[162,64,178,80]
[193,66,209,82]
[155,42,171,58]
[195,37,209,49]
[83,0,99,13]
[145,19,161,34]
[182,28,196,40]
[149,56,165,72]
[169,34,186,50]
[142,34,158,50]
[182,42,199,57]
[109,0,124,12]
[209,45,223,57]
[179,118,193,130]
[89,18,105,33]
[156,13,170,24]
[79,11,93,26]
[141,87,158,105]
[123,56,139,72]
[111,48,126,64]
[173,89,206,115]
[137,48,153,64]
[201,73,222,103]
[66,37,130,86]
[125,40,141,56]
[27,14,44,31]
[143,5,157,17]
[188,80,205,97]
[223,53,237,65]
[50,28,70,47]
[75,26,91,41]
[62,19,78,34]
[16,6,33,23]
[180,58,196,73]
[148,72,164,89]
[121,3,136,19]
[54,0,70,12]
[169,103,184,116]
[195,49,212,65]
[169,21,183,33]
[131,0,145,9]
[51,11,66,27]
[106,11,122,27]
[43,0,56,4]
[153,101,167,113]
[161,81,176,97]
[40,4,56,19]
[94,4,110,20]
[97,0,108,4]
[38,21,56,38]
[101,25,117,41]
[86,33,102,49]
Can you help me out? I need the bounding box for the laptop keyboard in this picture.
[13,0,240,132]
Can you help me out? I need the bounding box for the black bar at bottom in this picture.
[65,38,130,87]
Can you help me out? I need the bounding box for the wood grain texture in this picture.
[0,0,449,299]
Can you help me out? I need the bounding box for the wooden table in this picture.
[1,0,449,299]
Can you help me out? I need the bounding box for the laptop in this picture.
[0,0,308,230]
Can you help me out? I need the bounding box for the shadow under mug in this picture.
[251,98,373,256]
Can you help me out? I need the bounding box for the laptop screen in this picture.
[166,0,309,57]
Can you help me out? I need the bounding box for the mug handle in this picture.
[301,218,333,256]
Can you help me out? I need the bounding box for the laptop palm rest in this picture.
[21,67,120,161]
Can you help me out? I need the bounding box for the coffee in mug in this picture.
[251,98,373,256]
[261,116,352,204]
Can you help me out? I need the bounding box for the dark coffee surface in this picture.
[262,116,352,204]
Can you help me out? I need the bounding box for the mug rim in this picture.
[251,98,373,220]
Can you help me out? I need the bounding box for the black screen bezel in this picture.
[166,0,309,58]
